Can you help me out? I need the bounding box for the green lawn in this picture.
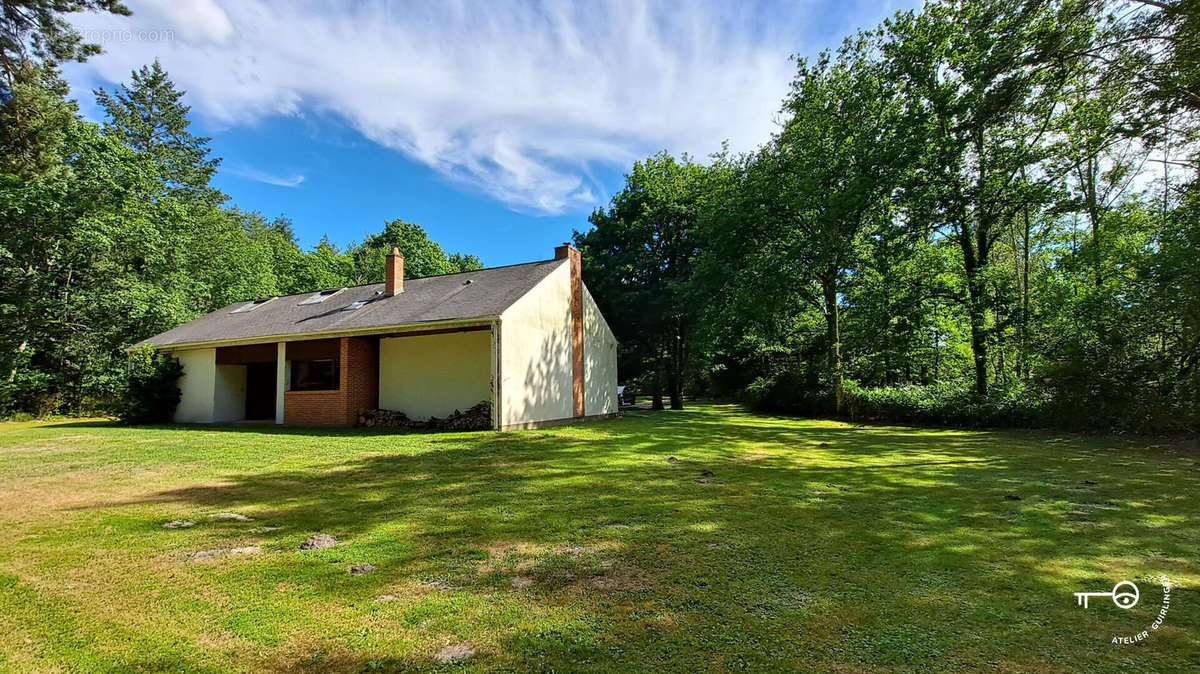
[0,404,1196,672]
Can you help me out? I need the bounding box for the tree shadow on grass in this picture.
[66,406,1200,670]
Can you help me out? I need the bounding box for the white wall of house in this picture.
[213,364,247,423]
[170,349,249,423]
[582,285,618,416]
[379,330,492,420]
[173,348,216,423]
[499,262,574,427]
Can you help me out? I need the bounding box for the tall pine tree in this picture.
[95,60,225,205]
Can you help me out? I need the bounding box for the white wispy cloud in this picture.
[226,165,305,188]
[65,0,912,214]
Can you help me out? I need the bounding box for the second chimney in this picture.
[386,246,404,296]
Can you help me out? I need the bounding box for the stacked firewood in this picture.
[358,408,413,427]
[357,401,492,431]
[437,401,493,430]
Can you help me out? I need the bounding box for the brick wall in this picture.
[283,389,345,426]
[344,336,379,420]
[283,336,379,426]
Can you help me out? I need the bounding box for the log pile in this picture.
[437,401,493,430]
[357,401,492,431]
[358,408,413,427]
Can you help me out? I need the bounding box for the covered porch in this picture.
[171,324,497,428]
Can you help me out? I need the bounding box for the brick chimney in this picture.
[554,242,578,261]
[385,246,404,296]
[555,243,585,417]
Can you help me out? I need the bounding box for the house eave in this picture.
[131,316,500,353]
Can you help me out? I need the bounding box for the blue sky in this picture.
[63,0,917,267]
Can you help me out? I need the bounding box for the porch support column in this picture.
[491,319,501,430]
[275,342,286,424]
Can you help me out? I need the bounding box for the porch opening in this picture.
[244,361,276,420]
[214,343,278,423]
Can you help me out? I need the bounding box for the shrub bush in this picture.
[115,347,183,424]
[742,370,835,416]
[0,370,61,418]
[843,380,1052,429]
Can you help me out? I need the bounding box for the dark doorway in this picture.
[245,362,276,420]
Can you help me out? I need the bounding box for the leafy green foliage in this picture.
[579,0,1199,434]
[882,0,1098,396]
[708,33,909,413]
[113,347,182,424]
[0,31,480,416]
[0,1,130,95]
[575,152,712,409]
[94,60,226,205]
[353,218,482,282]
[844,380,1050,429]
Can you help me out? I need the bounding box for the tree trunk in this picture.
[651,388,665,410]
[668,382,682,409]
[822,275,844,415]
[668,324,684,410]
[932,302,941,382]
[1085,157,1102,287]
[966,270,988,397]
[651,339,665,410]
[957,224,988,398]
[1021,203,1032,382]
[967,133,991,398]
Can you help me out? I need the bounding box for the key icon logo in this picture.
[1074,580,1139,609]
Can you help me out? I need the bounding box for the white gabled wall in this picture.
[499,262,574,426]
[582,285,618,416]
[173,348,216,423]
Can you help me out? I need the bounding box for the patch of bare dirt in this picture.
[188,546,261,561]
[584,565,650,592]
[434,643,475,663]
[209,512,253,522]
[189,548,227,561]
[299,534,336,550]
[561,545,596,556]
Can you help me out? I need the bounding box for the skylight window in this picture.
[298,287,346,305]
[230,297,275,313]
[342,300,367,311]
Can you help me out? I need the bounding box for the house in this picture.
[134,244,618,429]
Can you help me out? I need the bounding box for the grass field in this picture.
[0,404,1197,672]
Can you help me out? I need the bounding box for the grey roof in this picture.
[134,258,564,349]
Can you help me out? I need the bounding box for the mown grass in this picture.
[0,403,1196,672]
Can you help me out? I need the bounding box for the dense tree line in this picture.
[578,0,1199,433]
[0,1,480,416]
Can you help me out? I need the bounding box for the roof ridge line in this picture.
[236,258,564,303]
